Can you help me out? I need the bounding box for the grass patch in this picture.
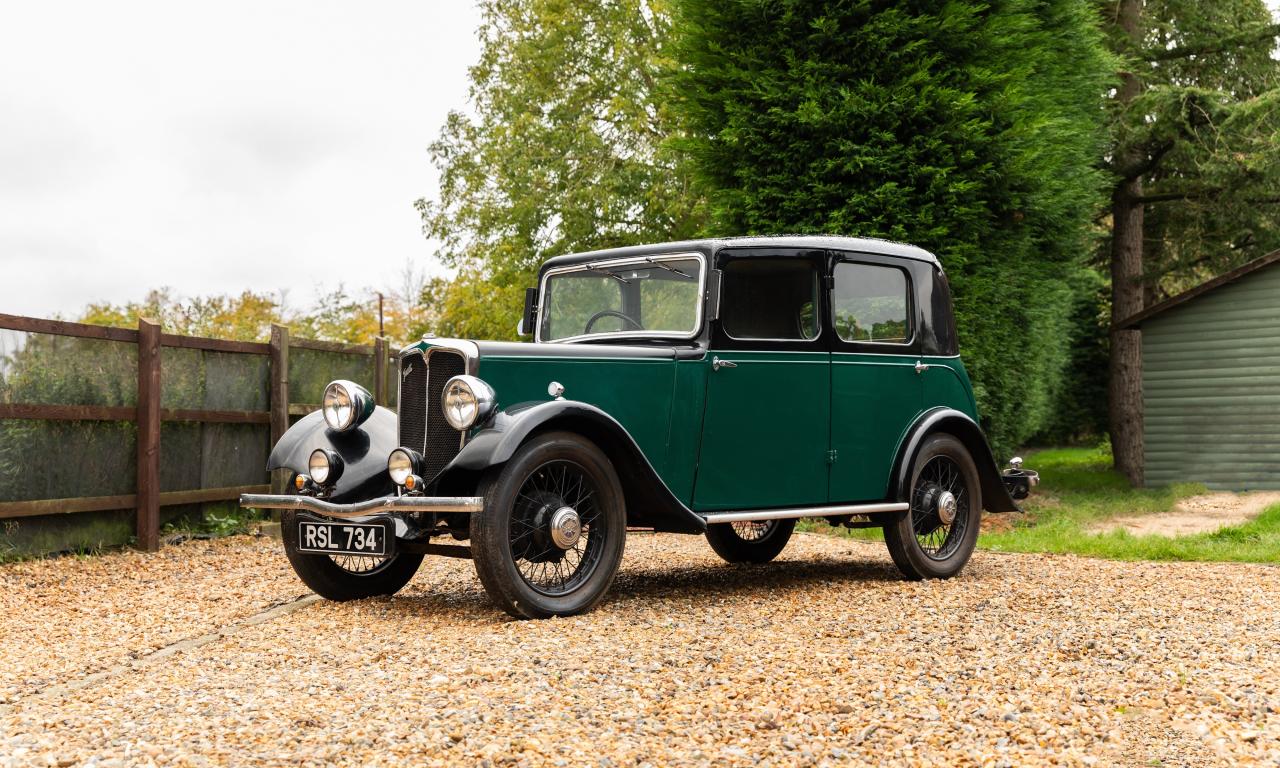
[162,502,266,539]
[806,445,1280,563]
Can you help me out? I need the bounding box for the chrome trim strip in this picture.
[240,494,484,519]
[701,501,908,525]
[536,252,707,344]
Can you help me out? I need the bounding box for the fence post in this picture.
[374,336,388,405]
[269,324,290,494]
[136,318,161,551]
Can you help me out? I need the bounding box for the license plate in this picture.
[296,519,391,557]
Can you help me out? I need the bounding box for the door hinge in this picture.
[826,449,838,464]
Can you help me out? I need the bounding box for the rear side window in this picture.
[832,262,911,344]
[719,258,820,340]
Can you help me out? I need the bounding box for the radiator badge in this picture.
[402,363,414,379]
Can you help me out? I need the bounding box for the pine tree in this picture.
[670,0,1112,456]
[1102,0,1280,484]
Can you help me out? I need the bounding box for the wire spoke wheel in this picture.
[910,455,970,561]
[281,509,423,602]
[328,554,394,575]
[472,432,627,619]
[508,459,605,597]
[730,520,776,542]
[706,517,795,564]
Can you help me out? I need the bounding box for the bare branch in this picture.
[1143,23,1280,62]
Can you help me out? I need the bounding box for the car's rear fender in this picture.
[889,407,1020,513]
[434,400,707,534]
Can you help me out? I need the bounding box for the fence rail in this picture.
[0,312,396,553]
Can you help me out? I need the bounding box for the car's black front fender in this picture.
[266,407,398,503]
[890,407,1020,513]
[438,400,707,534]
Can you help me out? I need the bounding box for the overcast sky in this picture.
[0,1,480,319]
[4,3,1278,321]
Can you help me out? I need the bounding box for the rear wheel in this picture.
[281,510,423,600]
[883,434,981,580]
[470,432,626,619]
[705,518,795,563]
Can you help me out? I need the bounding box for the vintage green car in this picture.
[242,236,1036,619]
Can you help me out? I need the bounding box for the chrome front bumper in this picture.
[240,493,484,520]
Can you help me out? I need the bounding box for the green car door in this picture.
[693,253,831,510]
[695,350,831,509]
[827,259,924,502]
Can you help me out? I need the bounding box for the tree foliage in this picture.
[77,282,435,346]
[80,289,284,342]
[1111,0,1280,298]
[669,0,1112,456]
[416,0,705,340]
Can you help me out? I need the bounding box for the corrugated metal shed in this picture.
[1125,250,1280,489]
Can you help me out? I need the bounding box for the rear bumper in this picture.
[240,493,484,520]
[1000,469,1039,501]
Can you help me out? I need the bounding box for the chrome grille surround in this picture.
[395,340,480,481]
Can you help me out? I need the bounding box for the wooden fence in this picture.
[0,313,394,554]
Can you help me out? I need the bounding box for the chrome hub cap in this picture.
[936,490,957,526]
[549,506,581,549]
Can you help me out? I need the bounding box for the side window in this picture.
[832,262,911,344]
[720,258,820,340]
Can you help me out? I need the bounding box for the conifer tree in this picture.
[670,0,1112,455]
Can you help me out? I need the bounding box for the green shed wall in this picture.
[1142,262,1280,489]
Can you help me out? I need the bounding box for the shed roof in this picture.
[1120,248,1280,329]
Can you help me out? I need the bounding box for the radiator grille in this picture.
[398,351,428,456]
[423,351,466,478]
[397,348,467,480]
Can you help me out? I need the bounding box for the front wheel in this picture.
[705,518,795,563]
[883,434,982,580]
[281,510,424,601]
[470,432,627,619]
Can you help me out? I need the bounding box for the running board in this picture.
[701,501,908,525]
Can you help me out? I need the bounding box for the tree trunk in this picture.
[1108,0,1146,486]
[1110,178,1144,486]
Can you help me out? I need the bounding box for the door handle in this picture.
[712,356,738,371]
[914,360,930,374]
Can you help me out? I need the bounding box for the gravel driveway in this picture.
[1,532,1277,767]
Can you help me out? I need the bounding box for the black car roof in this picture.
[538,235,939,276]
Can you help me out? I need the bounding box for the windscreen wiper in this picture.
[645,257,693,280]
[585,262,631,283]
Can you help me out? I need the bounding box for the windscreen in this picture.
[539,257,703,341]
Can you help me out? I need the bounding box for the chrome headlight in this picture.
[441,375,496,431]
[387,447,421,486]
[308,448,343,486]
[321,380,374,431]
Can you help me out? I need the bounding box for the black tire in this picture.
[883,434,982,580]
[281,510,424,601]
[470,431,627,619]
[705,518,796,564]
